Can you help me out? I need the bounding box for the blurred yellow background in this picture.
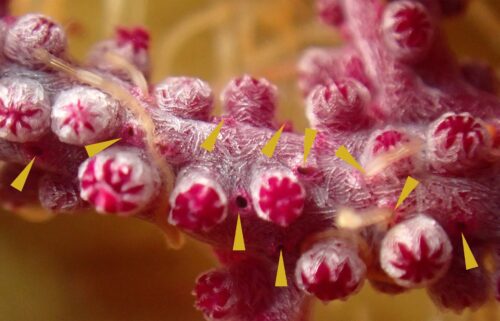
[1,0,499,320]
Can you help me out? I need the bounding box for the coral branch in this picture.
[0,0,499,320]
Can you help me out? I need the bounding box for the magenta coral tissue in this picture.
[0,0,499,320]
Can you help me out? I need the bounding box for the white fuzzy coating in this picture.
[78,148,160,215]
[295,240,366,299]
[154,77,213,120]
[51,86,120,145]
[380,215,453,288]
[249,168,305,224]
[0,77,51,142]
[4,14,66,67]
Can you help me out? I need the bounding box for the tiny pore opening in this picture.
[297,165,316,175]
[235,196,248,208]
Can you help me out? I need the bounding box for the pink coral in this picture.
[0,0,499,320]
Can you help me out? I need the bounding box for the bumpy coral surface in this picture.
[0,0,499,320]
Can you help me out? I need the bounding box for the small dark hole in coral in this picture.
[128,128,135,136]
[235,196,248,208]
[297,166,308,175]
[297,166,315,175]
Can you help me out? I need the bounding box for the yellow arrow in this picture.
[11,157,36,192]
[335,145,365,174]
[275,250,288,287]
[395,176,420,209]
[262,124,285,158]
[461,233,479,270]
[85,138,121,157]
[303,128,317,164]
[201,120,224,152]
[233,214,246,251]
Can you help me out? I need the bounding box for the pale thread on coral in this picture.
[33,48,183,248]
[103,52,149,94]
[336,208,393,230]
[364,139,423,177]
[33,49,173,190]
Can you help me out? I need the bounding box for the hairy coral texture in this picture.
[0,1,499,320]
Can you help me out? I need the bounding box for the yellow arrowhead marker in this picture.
[233,214,246,251]
[275,250,288,287]
[201,120,224,152]
[335,145,365,174]
[462,233,479,270]
[262,124,285,158]
[85,138,121,157]
[303,128,317,164]
[395,176,419,209]
[11,157,36,192]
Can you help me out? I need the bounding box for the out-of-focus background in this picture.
[0,0,499,320]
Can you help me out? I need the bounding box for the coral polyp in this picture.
[0,0,499,320]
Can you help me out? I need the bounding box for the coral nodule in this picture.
[0,1,499,320]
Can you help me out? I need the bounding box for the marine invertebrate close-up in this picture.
[0,0,499,320]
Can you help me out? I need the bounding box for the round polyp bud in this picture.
[382,1,434,62]
[221,75,278,128]
[52,87,120,139]
[316,0,343,26]
[78,148,160,216]
[361,128,417,178]
[427,112,491,172]
[0,77,50,142]
[250,168,305,227]
[4,14,66,67]
[193,269,236,320]
[51,86,120,145]
[380,215,452,288]
[306,79,370,131]
[87,27,150,77]
[154,77,214,121]
[296,239,366,301]
[168,170,227,232]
